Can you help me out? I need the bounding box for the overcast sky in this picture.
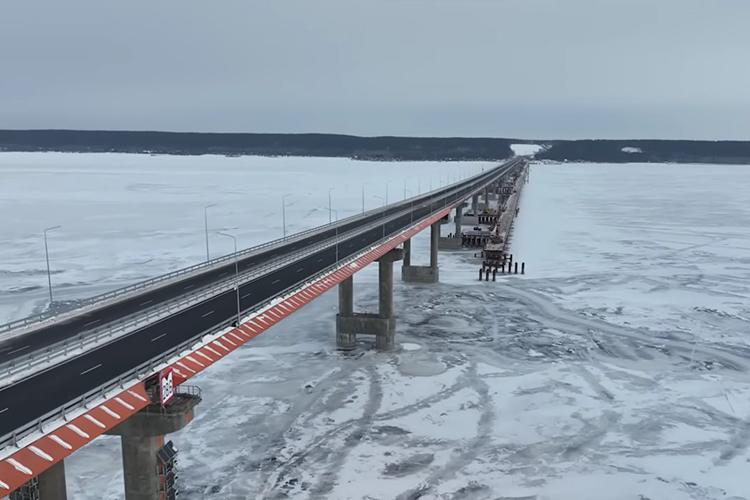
[1,0,748,140]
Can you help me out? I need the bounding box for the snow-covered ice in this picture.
[511,144,544,157]
[3,155,750,500]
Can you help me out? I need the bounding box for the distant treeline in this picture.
[537,140,750,164]
[1,130,749,164]
[0,130,514,161]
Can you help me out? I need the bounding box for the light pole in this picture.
[217,231,241,326]
[385,180,392,205]
[403,178,407,200]
[43,225,61,306]
[374,195,386,239]
[282,193,292,238]
[361,183,369,214]
[324,207,339,263]
[328,187,334,224]
[204,204,217,261]
[405,189,413,224]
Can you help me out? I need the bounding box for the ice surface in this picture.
[622,147,643,153]
[511,144,544,157]
[4,155,750,499]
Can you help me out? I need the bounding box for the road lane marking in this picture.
[151,333,167,342]
[272,279,280,284]
[202,310,214,318]
[0,408,8,415]
[84,319,100,327]
[80,364,102,376]
[317,258,323,263]
[297,268,304,273]
[219,272,227,277]
[184,284,194,289]
[7,345,29,355]
[241,292,252,299]
[140,300,153,306]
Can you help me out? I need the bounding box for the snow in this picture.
[3,154,750,499]
[622,146,643,153]
[511,143,544,157]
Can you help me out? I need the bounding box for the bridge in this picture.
[0,158,527,499]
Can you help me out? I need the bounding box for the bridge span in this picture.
[0,158,527,498]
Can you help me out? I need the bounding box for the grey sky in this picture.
[1,0,749,139]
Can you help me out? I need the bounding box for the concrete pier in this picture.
[438,204,464,250]
[11,460,68,500]
[38,461,67,500]
[106,390,201,500]
[403,222,440,282]
[336,248,404,350]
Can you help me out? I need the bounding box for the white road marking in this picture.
[297,268,304,273]
[241,292,252,299]
[219,272,227,277]
[140,300,153,306]
[80,364,102,376]
[83,319,100,327]
[202,310,214,317]
[7,345,29,355]
[151,333,167,342]
[317,258,323,263]
[272,279,280,285]
[184,284,194,289]
[0,408,8,415]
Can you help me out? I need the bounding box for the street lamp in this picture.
[328,187,335,224]
[282,193,292,238]
[323,207,339,263]
[405,189,414,224]
[385,180,392,205]
[374,195,386,239]
[217,231,241,327]
[361,183,369,214]
[43,225,61,306]
[204,204,217,262]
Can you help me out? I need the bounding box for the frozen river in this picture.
[2,155,750,499]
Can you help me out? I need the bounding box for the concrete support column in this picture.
[337,276,356,349]
[454,206,462,238]
[106,393,200,500]
[121,435,160,500]
[338,276,353,316]
[403,239,411,266]
[472,194,478,214]
[378,258,393,319]
[37,460,67,500]
[376,257,396,350]
[430,221,439,269]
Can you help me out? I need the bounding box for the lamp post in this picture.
[282,193,292,238]
[374,195,386,239]
[323,207,339,263]
[405,189,413,225]
[385,180,392,205]
[204,203,217,262]
[43,225,61,306]
[217,231,241,326]
[328,187,334,224]
[361,183,368,214]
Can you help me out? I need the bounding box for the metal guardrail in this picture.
[0,164,509,336]
[0,160,522,453]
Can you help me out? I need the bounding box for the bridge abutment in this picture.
[402,221,440,283]
[336,248,404,351]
